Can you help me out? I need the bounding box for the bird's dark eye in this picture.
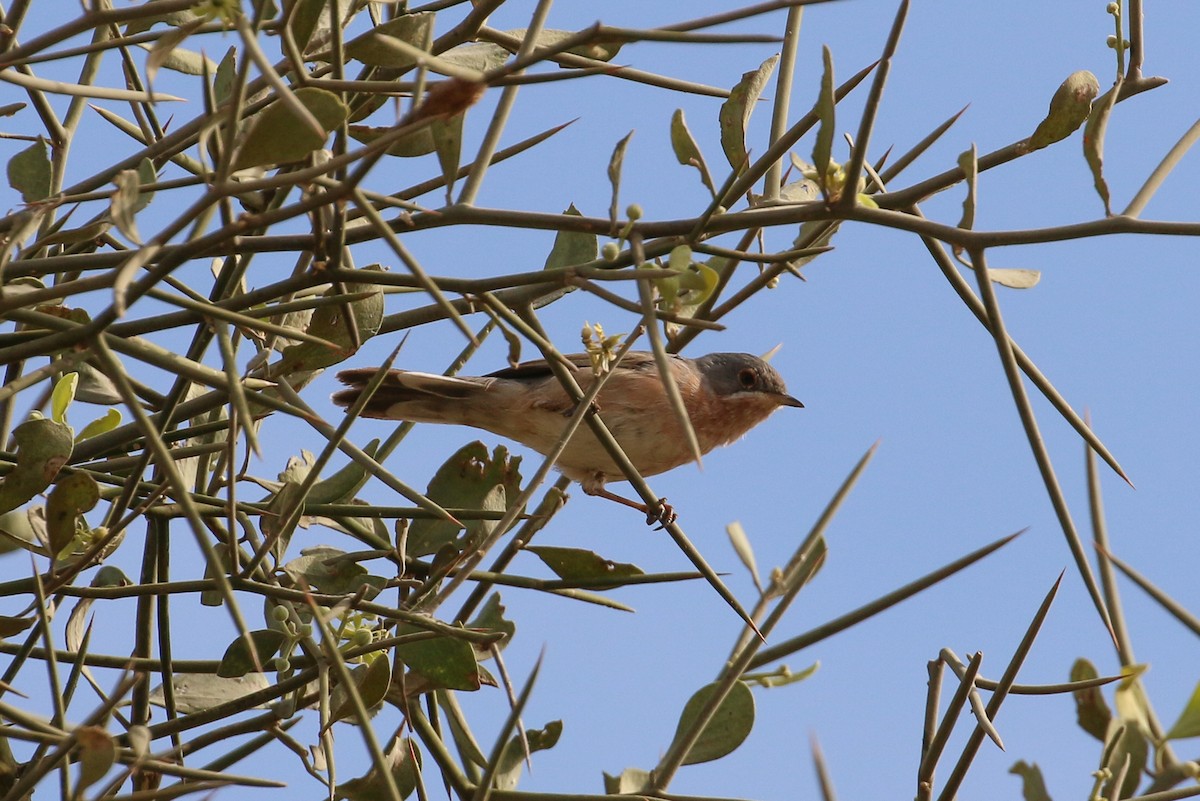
[737,368,758,389]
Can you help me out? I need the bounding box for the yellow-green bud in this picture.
[601,241,620,261]
[625,203,643,221]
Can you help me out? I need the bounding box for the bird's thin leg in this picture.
[581,483,677,528]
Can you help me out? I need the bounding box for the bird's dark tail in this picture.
[332,368,483,421]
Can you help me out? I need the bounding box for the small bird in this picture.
[332,351,802,524]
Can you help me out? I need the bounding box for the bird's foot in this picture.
[582,481,677,528]
[645,497,677,529]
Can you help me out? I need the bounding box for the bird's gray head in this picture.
[694,353,803,408]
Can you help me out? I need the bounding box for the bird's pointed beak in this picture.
[777,393,804,408]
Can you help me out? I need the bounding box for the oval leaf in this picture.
[234,87,349,170]
[670,681,755,766]
[396,628,479,691]
[407,442,522,558]
[45,472,99,558]
[149,673,270,714]
[526,545,644,589]
[345,13,435,69]
[274,271,384,375]
[0,418,74,515]
[330,656,392,725]
[217,629,287,678]
[7,138,51,203]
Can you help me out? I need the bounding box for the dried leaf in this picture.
[719,55,779,173]
[1027,71,1100,152]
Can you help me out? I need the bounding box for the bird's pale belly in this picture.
[495,406,702,482]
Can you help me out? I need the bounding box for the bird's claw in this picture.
[645,498,677,529]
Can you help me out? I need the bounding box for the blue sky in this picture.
[5,1,1200,799]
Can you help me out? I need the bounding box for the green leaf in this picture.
[436,42,509,74]
[407,442,522,558]
[396,627,480,691]
[812,47,835,186]
[7,137,51,203]
[217,630,287,678]
[1027,70,1100,152]
[149,673,271,714]
[1099,668,1150,798]
[607,130,634,229]
[50,372,77,424]
[1165,678,1200,740]
[0,417,74,515]
[92,565,131,587]
[330,656,392,725]
[466,592,515,657]
[234,87,349,170]
[432,112,465,201]
[542,203,597,270]
[494,721,562,791]
[76,409,122,443]
[123,8,201,35]
[718,54,779,173]
[742,662,819,688]
[1009,760,1054,801]
[602,768,651,794]
[669,681,755,766]
[286,0,327,54]
[669,108,715,196]
[213,46,237,107]
[133,157,157,213]
[45,472,99,558]
[348,123,438,158]
[507,28,623,62]
[1100,723,1146,799]
[525,545,644,589]
[31,219,111,249]
[335,737,421,801]
[0,508,43,556]
[262,480,308,561]
[308,440,380,505]
[345,13,435,69]
[143,19,212,81]
[274,270,384,375]
[282,546,370,594]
